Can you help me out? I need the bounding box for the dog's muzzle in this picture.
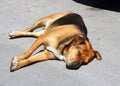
[66,61,80,69]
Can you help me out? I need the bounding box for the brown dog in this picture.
[9,12,102,72]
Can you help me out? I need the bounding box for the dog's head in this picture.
[64,35,102,69]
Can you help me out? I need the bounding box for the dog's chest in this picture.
[46,46,65,60]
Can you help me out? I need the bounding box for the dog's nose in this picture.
[66,61,80,69]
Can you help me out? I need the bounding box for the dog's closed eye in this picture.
[76,42,85,49]
[79,42,85,45]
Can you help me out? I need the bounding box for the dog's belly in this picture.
[46,46,65,60]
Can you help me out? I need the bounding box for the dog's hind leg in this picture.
[9,12,71,38]
[9,17,47,38]
[9,14,54,38]
[22,19,46,32]
[9,14,49,38]
[10,49,56,72]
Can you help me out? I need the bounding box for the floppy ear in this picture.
[57,34,76,48]
[94,51,102,60]
[84,39,102,60]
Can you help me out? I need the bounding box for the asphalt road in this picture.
[0,0,120,86]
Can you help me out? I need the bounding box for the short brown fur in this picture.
[9,12,102,72]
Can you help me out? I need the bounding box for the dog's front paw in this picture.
[9,31,18,39]
[10,57,20,72]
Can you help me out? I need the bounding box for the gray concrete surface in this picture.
[0,0,120,86]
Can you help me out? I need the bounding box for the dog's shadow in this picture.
[73,0,120,12]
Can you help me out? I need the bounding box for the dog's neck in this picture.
[46,46,65,60]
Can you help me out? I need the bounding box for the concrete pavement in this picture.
[0,0,120,86]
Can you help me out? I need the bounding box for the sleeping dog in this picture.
[9,12,102,72]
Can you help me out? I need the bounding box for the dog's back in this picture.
[46,13,87,35]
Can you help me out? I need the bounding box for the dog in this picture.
[9,12,102,72]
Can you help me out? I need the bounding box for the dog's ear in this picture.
[84,39,102,60]
[57,34,76,48]
[94,51,102,60]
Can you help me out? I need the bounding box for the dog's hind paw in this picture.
[9,31,18,39]
[10,57,20,72]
